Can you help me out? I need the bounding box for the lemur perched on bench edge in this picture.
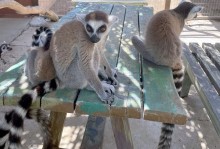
[132,1,202,149]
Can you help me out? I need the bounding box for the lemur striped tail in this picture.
[158,123,175,149]
[172,66,185,95]
[0,79,59,149]
[32,26,53,51]
[157,65,184,149]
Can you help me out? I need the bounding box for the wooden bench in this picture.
[0,3,187,148]
[181,42,220,137]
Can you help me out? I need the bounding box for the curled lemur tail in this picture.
[0,79,59,149]
[32,26,53,50]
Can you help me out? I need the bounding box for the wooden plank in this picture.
[0,57,25,96]
[0,57,39,107]
[3,73,40,108]
[112,5,143,118]
[180,71,192,98]
[47,111,67,148]
[80,116,106,149]
[202,43,220,70]
[110,117,133,149]
[142,61,187,124]
[165,0,171,10]
[41,89,78,113]
[189,43,220,95]
[215,43,220,52]
[182,43,220,136]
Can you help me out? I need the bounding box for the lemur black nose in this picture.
[90,35,100,43]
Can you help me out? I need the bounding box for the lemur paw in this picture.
[100,81,115,105]
[102,81,115,94]
[108,77,118,87]
[106,68,118,87]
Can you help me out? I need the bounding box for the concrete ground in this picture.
[0,17,220,149]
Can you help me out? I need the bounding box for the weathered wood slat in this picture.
[180,71,192,98]
[47,112,67,148]
[0,58,25,103]
[113,6,142,119]
[215,43,220,52]
[182,43,220,136]
[142,61,187,124]
[189,43,220,95]
[138,8,186,124]
[80,116,106,149]
[110,117,134,149]
[0,57,39,108]
[202,43,220,70]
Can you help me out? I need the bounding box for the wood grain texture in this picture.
[113,5,143,119]
[80,116,106,149]
[0,57,25,97]
[142,61,187,124]
[202,43,220,70]
[189,43,220,95]
[182,43,220,136]
[47,111,67,148]
[180,71,192,98]
[111,116,134,149]
[215,43,220,52]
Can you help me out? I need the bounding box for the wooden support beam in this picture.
[45,111,67,148]
[111,117,134,149]
[80,116,106,149]
[165,0,171,10]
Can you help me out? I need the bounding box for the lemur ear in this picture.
[108,15,119,25]
[76,14,86,24]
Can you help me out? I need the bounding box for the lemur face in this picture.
[173,1,203,21]
[85,20,107,43]
[76,11,118,43]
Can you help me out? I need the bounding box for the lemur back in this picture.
[132,2,202,149]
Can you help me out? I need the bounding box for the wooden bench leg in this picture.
[110,117,134,149]
[80,116,106,149]
[180,71,192,98]
[44,111,67,148]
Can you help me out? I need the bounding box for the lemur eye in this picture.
[86,24,93,33]
[98,25,107,33]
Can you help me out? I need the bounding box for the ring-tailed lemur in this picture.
[0,27,55,149]
[132,1,202,149]
[25,11,119,104]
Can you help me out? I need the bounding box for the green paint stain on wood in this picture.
[79,102,109,115]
